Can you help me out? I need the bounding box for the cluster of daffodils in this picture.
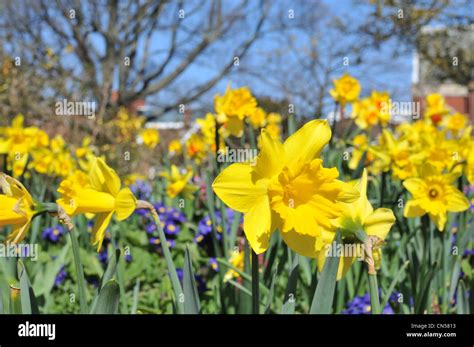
[213,120,396,279]
[0,112,161,180]
[329,73,391,129]
[108,108,160,149]
[331,73,472,232]
[169,86,283,163]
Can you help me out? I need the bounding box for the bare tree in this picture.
[0,0,269,123]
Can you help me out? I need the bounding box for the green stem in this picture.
[149,210,184,314]
[68,227,88,314]
[368,273,381,314]
[252,250,259,314]
[379,171,386,207]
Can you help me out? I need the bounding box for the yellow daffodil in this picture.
[168,139,182,156]
[0,115,49,177]
[186,133,208,162]
[214,86,257,137]
[425,93,449,125]
[57,157,137,251]
[348,134,381,174]
[31,135,75,177]
[223,250,244,282]
[109,107,145,143]
[248,107,267,129]
[264,113,282,141]
[444,113,468,135]
[352,91,391,129]
[212,120,358,256]
[329,73,361,106]
[403,164,469,231]
[139,128,160,149]
[161,165,197,199]
[318,169,395,279]
[0,173,37,243]
[75,137,97,171]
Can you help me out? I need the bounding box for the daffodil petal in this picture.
[403,178,424,195]
[404,200,425,218]
[429,212,446,232]
[6,221,32,244]
[115,188,137,221]
[364,208,395,240]
[212,163,268,213]
[281,229,319,258]
[89,157,121,196]
[283,120,331,166]
[91,211,114,252]
[445,187,469,212]
[253,130,285,179]
[243,196,272,254]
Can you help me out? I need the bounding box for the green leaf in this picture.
[19,264,39,314]
[100,249,121,289]
[9,285,22,314]
[310,231,341,314]
[216,258,269,294]
[93,280,120,314]
[381,261,409,309]
[282,254,299,314]
[68,228,88,314]
[414,264,436,314]
[456,280,469,314]
[34,243,69,296]
[227,280,252,296]
[265,264,278,314]
[131,279,140,314]
[183,246,200,314]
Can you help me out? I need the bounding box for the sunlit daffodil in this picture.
[403,164,469,231]
[57,157,137,251]
[139,128,160,149]
[0,114,50,177]
[425,93,449,125]
[213,120,358,256]
[223,250,244,282]
[329,73,361,106]
[186,133,208,162]
[0,174,37,243]
[214,85,258,137]
[352,91,391,129]
[31,135,75,177]
[319,169,395,280]
[444,113,468,135]
[161,165,197,199]
[168,139,182,156]
[248,107,267,129]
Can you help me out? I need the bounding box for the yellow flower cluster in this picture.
[330,74,392,129]
[347,92,471,231]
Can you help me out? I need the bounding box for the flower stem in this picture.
[251,250,259,314]
[379,171,386,207]
[137,200,184,313]
[68,227,88,314]
[368,273,381,314]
